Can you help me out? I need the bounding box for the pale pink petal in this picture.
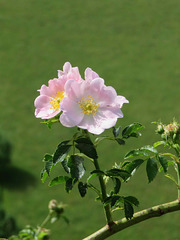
[86,78,105,99]
[99,106,124,119]
[93,108,122,129]
[85,68,99,81]
[63,62,72,73]
[48,78,66,95]
[78,115,104,135]
[58,62,72,77]
[88,82,117,106]
[39,85,52,96]
[34,77,66,120]
[60,97,84,127]
[58,62,82,82]
[65,80,86,100]
[35,107,60,119]
[114,96,129,108]
[34,95,51,108]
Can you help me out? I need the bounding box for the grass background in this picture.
[0,0,180,239]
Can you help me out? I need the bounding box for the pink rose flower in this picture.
[57,62,82,82]
[34,77,67,119]
[59,78,129,135]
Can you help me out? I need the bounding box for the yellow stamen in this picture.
[78,96,99,115]
[50,91,65,110]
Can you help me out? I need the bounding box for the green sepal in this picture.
[53,141,72,164]
[146,157,158,183]
[75,137,98,159]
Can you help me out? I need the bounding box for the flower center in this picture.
[50,91,65,110]
[78,96,99,115]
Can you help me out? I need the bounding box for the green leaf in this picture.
[45,159,53,175]
[141,145,158,154]
[125,145,157,159]
[113,126,121,138]
[124,196,139,207]
[146,157,158,183]
[125,149,150,159]
[43,154,53,162]
[123,159,144,172]
[153,141,165,148]
[61,158,70,173]
[158,156,168,173]
[87,170,105,182]
[124,200,134,219]
[49,176,69,187]
[112,177,121,194]
[78,182,87,197]
[68,155,85,180]
[105,169,130,181]
[115,138,125,145]
[110,195,121,207]
[65,178,73,193]
[122,123,144,139]
[53,141,72,164]
[91,169,105,175]
[123,159,144,180]
[75,137,98,159]
[41,169,48,183]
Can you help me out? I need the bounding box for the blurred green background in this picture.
[0,0,180,239]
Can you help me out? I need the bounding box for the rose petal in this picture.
[60,97,84,127]
[85,68,99,81]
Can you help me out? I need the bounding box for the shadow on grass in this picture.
[0,165,37,191]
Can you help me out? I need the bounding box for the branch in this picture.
[83,199,180,240]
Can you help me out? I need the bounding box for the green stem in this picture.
[176,163,180,198]
[0,185,3,204]
[93,157,113,225]
[83,199,180,240]
[40,213,52,228]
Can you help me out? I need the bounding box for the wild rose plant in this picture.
[34,63,180,240]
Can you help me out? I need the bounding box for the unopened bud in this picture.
[156,124,164,134]
[48,199,58,211]
[164,123,179,135]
